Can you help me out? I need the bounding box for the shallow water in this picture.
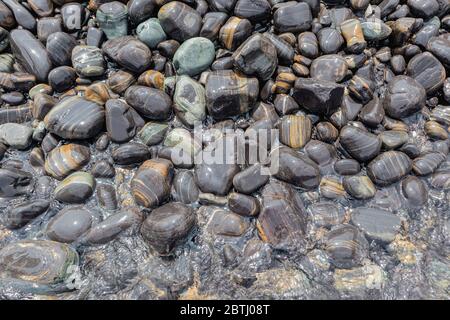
[0,111,449,300]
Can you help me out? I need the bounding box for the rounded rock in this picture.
[173,37,215,76]
[141,202,196,255]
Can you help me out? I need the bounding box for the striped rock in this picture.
[44,144,90,180]
[367,151,412,186]
[131,159,174,208]
[44,96,105,140]
[278,115,312,149]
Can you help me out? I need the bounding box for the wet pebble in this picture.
[105,99,142,143]
[367,151,412,186]
[173,37,215,76]
[257,180,307,246]
[82,209,142,245]
[136,18,166,49]
[383,75,426,119]
[0,240,78,285]
[44,96,105,139]
[172,170,199,204]
[0,123,33,149]
[141,202,196,255]
[4,199,50,229]
[309,201,346,229]
[351,207,401,243]
[343,175,376,200]
[334,159,361,175]
[96,2,128,40]
[173,75,206,127]
[158,1,202,43]
[125,85,172,120]
[206,70,258,119]
[401,175,428,206]
[324,224,369,269]
[228,192,259,217]
[44,143,90,180]
[131,159,174,208]
[10,29,52,82]
[232,33,277,81]
[273,2,312,34]
[112,140,149,164]
[54,171,95,204]
[292,78,344,116]
[407,52,446,94]
[102,36,152,74]
[339,125,382,162]
[412,152,446,176]
[278,115,312,149]
[274,147,321,190]
[46,207,93,243]
[232,163,269,194]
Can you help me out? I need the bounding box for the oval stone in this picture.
[367,151,412,186]
[54,171,95,204]
[173,37,215,76]
[0,240,78,284]
[383,75,426,119]
[46,207,93,243]
[10,29,52,82]
[44,96,105,140]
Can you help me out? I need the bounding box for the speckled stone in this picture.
[173,37,215,76]
[136,18,167,49]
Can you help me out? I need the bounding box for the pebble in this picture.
[44,143,90,180]
[228,192,260,217]
[173,37,215,76]
[351,207,401,243]
[407,52,446,94]
[196,162,240,196]
[96,2,128,40]
[278,115,312,149]
[310,54,348,83]
[206,70,258,119]
[0,168,33,197]
[232,163,269,194]
[44,96,105,140]
[232,33,277,81]
[0,123,33,149]
[102,36,152,74]
[46,207,93,243]
[339,125,382,162]
[383,75,426,119]
[136,18,166,49]
[125,85,172,120]
[343,176,376,200]
[274,147,320,189]
[325,224,369,269]
[257,180,307,246]
[172,170,199,204]
[131,159,173,208]
[141,202,196,255]
[105,99,142,143]
[158,1,202,43]
[71,45,105,77]
[10,29,52,82]
[54,171,95,203]
[292,78,345,116]
[273,2,312,34]
[0,240,78,285]
[4,199,50,229]
[82,209,142,245]
[367,151,413,186]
